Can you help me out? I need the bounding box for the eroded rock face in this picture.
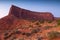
[0,5,54,31]
[9,5,54,21]
[0,5,55,40]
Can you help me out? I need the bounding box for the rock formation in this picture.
[0,5,54,31]
[9,5,54,21]
[0,5,55,40]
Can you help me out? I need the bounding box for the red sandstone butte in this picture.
[0,5,55,40]
[9,5,54,21]
[0,5,54,31]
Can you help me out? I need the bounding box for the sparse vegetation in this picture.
[31,28,40,33]
[29,25,33,27]
[48,21,52,23]
[47,31,60,40]
[31,20,36,23]
[37,37,42,40]
[44,26,52,30]
[4,33,13,39]
[15,29,21,34]
[4,32,9,37]
[39,20,44,23]
[2,17,60,40]
[38,25,41,27]
[22,32,26,35]
[35,22,40,25]
[57,19,60,25]
[25,33,31,37]
[22,32,32,37]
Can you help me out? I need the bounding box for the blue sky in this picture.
[0,0,60,18]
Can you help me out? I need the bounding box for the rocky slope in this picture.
[0,5,59,40]
[0,5,55,31]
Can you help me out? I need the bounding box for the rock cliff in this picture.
[0,5,55,40]
[9,5,54,21]
[0,5,55,31]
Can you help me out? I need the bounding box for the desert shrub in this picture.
[22,32,31,37]
[25,33,31,37]
[29,25,33,27]
[15,30,21,34]
[4,30,11,36]
[31,19,36,23]
[44,26,52,30]
[35,22,40,25]
[4,32,10,39]
[48,21,52,23]
[54,25,58,28]
[4,33,13,39]
[39,20,44,23]
[38,25,41,27]
[31,29,38,33]
[4,32,9,36]
[47,31,60,39]
[22,32,25,35]
[37,37,43,40]
[57,19,60,25]
[14,28,21,34]
[31,28,40,33]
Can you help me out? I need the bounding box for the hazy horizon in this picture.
[0,0,60,18]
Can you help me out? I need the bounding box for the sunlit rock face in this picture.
[0,5,54,31]
[0,5,55,40]
[9,5,54,21]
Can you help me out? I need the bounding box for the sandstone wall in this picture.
[9,5,54,21]
[0,5,54,31]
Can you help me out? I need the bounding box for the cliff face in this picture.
[0,5,55,40]
[9,5,54,21]
[0,5,54,31]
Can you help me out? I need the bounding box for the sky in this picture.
[0,0,60,18]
